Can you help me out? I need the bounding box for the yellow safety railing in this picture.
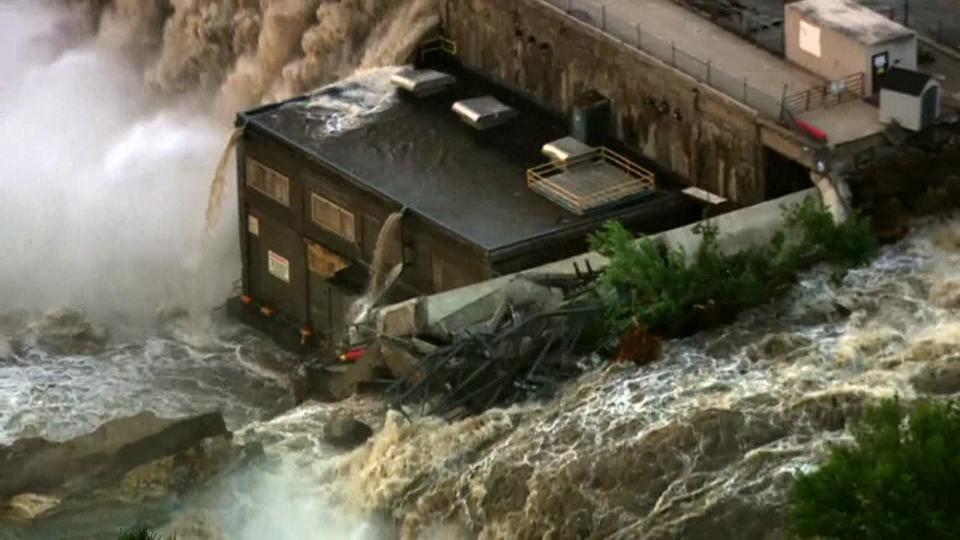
[527,147,656,214]
[420,37,458,60]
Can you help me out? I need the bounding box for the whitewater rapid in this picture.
[3,1,960,538]
[211,218,960,539]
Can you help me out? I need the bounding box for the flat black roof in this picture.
[881,67,933,96]
[241,61,667,255]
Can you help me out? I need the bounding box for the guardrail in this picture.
[420,37,458,60]
[542,0,785,119]
[783,72,865,115]
[527,147,656,215]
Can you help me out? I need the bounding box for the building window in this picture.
[246,158,290,207]
[311,192,356,242]
[307,241,350,278]
[798,20,821,58]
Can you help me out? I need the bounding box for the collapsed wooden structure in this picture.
[302,266,610,417]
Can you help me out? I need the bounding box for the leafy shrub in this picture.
[789,398,960,539]
[589,199,876,334]
[118,527,166,540]
[781,198,878,268]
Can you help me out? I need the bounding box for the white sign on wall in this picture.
[268,250,290,283]
[799,20,822,58]
[248,214,260,236]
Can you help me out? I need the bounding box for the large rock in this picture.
[323,417,374,450]
[911,360,960,395]
[0,411,246,523]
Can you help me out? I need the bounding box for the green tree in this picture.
[588,199,876,335]
[789,398,960,539]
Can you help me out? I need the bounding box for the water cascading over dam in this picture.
[2,0,960,538]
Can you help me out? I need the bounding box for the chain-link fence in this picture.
[543,0,784,119]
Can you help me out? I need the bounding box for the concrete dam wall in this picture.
[441,0,813,205]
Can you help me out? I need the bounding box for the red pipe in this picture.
[795,119,828,143]
[339,348,367,362]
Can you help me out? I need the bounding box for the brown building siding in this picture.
[237,124,497,344]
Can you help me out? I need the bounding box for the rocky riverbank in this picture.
[0,411,253,535]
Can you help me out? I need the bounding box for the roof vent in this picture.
[452,96,518,130]
[541,136,594,163]
[390,69,456,97]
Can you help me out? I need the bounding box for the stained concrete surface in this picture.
[920,37,960,109]
[580,0,825,97]
[798,99,885,146]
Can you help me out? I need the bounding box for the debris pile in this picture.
[385,305,604,420]
[301,271,613,418]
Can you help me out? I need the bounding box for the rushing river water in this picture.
[3,1,960,538]
[6,216,932,539]
[0,314,295,446]
[201,218,957,539]
[3,217,959,539]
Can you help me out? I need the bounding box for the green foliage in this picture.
[789,398,960,539]
[589,199,876,334]
[781,198,878,268]
[118,527,167,540]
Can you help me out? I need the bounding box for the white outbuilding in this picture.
[785,0,917,97]
[879,67,941,131]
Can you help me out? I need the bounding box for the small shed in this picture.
[785,0,917,97]
[879,67,941,131]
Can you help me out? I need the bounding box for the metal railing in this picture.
[420,37,458,60]
[543,0,785,119]
[783,72,865,115]
[527,147,656,215]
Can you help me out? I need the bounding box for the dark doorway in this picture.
[764,147,810,199]
[308,277,354,349]
[921,85,939,129]
[247,209,309,325]
[871,52,890,96]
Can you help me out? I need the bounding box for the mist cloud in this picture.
[0,1,236,324]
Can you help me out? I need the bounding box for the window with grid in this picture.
[310,192,356,242]
[246,158,290,206]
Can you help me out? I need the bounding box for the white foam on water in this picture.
[0,328,296,445]
[302,66,404,137]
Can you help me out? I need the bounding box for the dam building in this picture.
[230,0,957,352]
[230,55,701,351]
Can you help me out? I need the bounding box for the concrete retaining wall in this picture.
[440,0,805,204]
[375,188,819,337]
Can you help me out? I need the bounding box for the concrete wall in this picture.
[880,82,941,131]
[375,188,820,337]
[865,37,917,96]
[785,8,868,87]
[785,7,917,97]
[441,0,782,204]
[880,88,922,130]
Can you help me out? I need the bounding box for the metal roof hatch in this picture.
[541,136,594,162]
[451,96,518,130]
[391,69,456,97]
